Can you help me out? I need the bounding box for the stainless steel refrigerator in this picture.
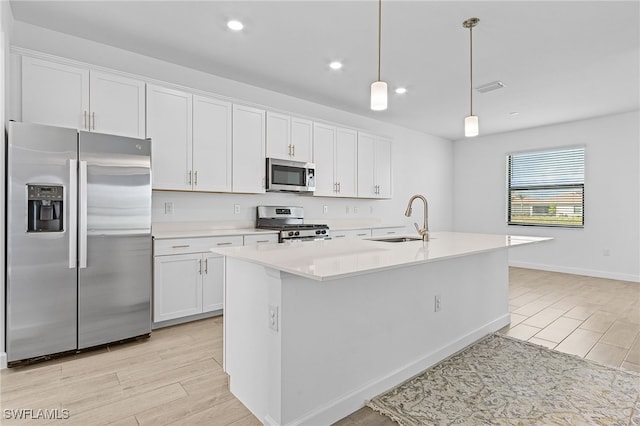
[6,121,152,364]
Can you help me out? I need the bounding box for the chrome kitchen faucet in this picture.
[405,194,429,241]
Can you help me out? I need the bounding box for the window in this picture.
[508,147,584,227]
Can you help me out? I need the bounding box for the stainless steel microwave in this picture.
[266,158,316,192]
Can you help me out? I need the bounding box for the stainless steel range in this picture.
[256,206,330,242]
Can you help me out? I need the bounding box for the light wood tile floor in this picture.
[1,268,638,425]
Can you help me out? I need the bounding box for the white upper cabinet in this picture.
[312,123,357,197]
[22,56,145,138]
[147,86,232,192]
[266,111,291,159]
[290,117,313,163]
[266,112,313,163]
[357,132,392,199]
[193,95,232,192]
[232,104,266,193]
[335,127,358,197]
[312,122,337,196]
[146,84,193,191]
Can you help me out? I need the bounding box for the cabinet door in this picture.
[22,56,89,129]
[357,132,376,198]
[89,71,146,138]
[312,122,336,196]
[266,111,291,160]
[146,85,193,191]
[232,104,266,193]
[193,95,232,192]
[291,117,313,163]
[202,254,224,313]
[154,253,203,322]
[335,127,358,197]
[375,137,393,199]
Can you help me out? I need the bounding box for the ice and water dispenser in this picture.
[27,184,64,232]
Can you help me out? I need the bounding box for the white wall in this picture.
[8,21,453,231]
[453,111,640,282]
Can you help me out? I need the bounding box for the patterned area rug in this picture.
[367,334,640,425]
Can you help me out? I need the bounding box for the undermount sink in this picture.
[368,236,424,243]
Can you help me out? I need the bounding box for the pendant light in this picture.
[370,0,387,111]
[463,17,480,137]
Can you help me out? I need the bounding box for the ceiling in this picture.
[9,1,640,140]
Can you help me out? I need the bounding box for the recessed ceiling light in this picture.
[227,20,244,31]
[395,87,407,94]
[329,61,343,70]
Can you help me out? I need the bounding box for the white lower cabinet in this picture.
[331,229,372,240]
[153,236,243,324]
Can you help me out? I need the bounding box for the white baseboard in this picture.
[287,314,511,426]
[509,261,640,283]
[0,352,7,369]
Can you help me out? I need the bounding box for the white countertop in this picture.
[153,227,278,240]
[211,231,553,281]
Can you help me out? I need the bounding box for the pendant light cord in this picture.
[377,0,382,81]
[469,23,473,116]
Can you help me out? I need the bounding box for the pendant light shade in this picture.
[464,115,479,137]
[371,81,388,111]
[370,0,387,111]
[463,17,480,137]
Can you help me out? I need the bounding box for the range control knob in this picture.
[321,230,327,234]
[294,231,300,236]
[315,230,322,235]
[288,231,294,236]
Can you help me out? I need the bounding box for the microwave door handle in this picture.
[68,159,77,269]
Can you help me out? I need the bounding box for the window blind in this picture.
[508,147,584,227]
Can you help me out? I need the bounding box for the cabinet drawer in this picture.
[243,234,279,245]
[331,229,372,239]
[154,235,244,256]
[370,227,407,237]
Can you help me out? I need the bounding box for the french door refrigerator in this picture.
[6,121,152,364]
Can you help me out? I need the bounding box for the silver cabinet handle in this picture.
[216,242,233,246]
[188,170,192,185]
[194,171,198,186]
[386,231,396,235]
[199,258,202,275]
[204,258,208,274]
[334,235,346,238]
[357,233,368,236]
[91,112,95,130]
[255,240,271,243]
[68,159,78,269]
[292,144,295,157]
[79,161,88,269]
[338,182,341,193]
[288,144,292,156]
[171,244,190,249]
[83,111,88,129]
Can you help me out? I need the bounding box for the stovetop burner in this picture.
[259,223,329,231]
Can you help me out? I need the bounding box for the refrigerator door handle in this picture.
[79,160,88,269]
[69,159,78,269]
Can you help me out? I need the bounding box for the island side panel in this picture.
[278,249,510,425]
[224,257,283,425]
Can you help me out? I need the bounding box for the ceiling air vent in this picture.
[475,80,505,94]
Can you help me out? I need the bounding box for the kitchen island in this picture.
[212,232,551,426]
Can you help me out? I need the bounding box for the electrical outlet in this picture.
[323,205,328,214]
[164,202,173,215]
[345,206,350,214]
[234,204,240,214]
[268,305,279,331]
[370,205,374,214]
[434,295,442,312]
[354,206,359,214]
